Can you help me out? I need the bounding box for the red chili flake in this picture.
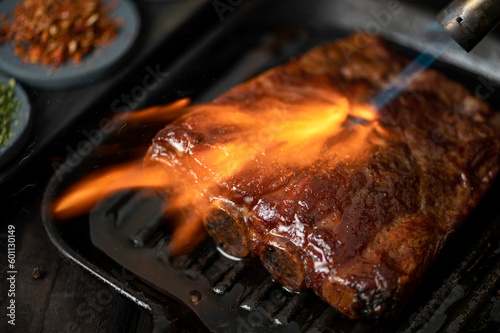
[0,0,121,67]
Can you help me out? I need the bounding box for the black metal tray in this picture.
[42,0,500,331]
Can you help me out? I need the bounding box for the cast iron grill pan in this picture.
[42,0,500,331]
[42,173,500,332]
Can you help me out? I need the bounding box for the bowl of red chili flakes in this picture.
[0,0,140,89]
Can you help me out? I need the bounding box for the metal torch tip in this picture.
[437,0,500,52]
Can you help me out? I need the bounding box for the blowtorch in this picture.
[437,0,500,52]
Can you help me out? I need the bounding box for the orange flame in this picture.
[53,91,380,256]
[53,162,173,220]
[119,98,191,123]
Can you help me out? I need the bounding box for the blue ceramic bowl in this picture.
[0,0,140,90]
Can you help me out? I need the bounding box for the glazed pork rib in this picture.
[145,34,500,318]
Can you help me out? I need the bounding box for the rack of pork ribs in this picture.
[144,34,500,319]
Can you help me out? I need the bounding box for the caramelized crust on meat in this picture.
[145,34,500,318]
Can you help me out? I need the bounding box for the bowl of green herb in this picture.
[0,77,31,169]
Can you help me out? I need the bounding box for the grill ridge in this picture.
[184,245,219,280]
[212,260,250,295]
[271,292,309,326]
[239,276,278,311]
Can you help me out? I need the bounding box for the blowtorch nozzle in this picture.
[437,0,500,52]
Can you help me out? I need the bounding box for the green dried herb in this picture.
[0,79,19,147]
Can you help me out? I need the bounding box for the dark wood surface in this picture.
[1,195,153,333]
